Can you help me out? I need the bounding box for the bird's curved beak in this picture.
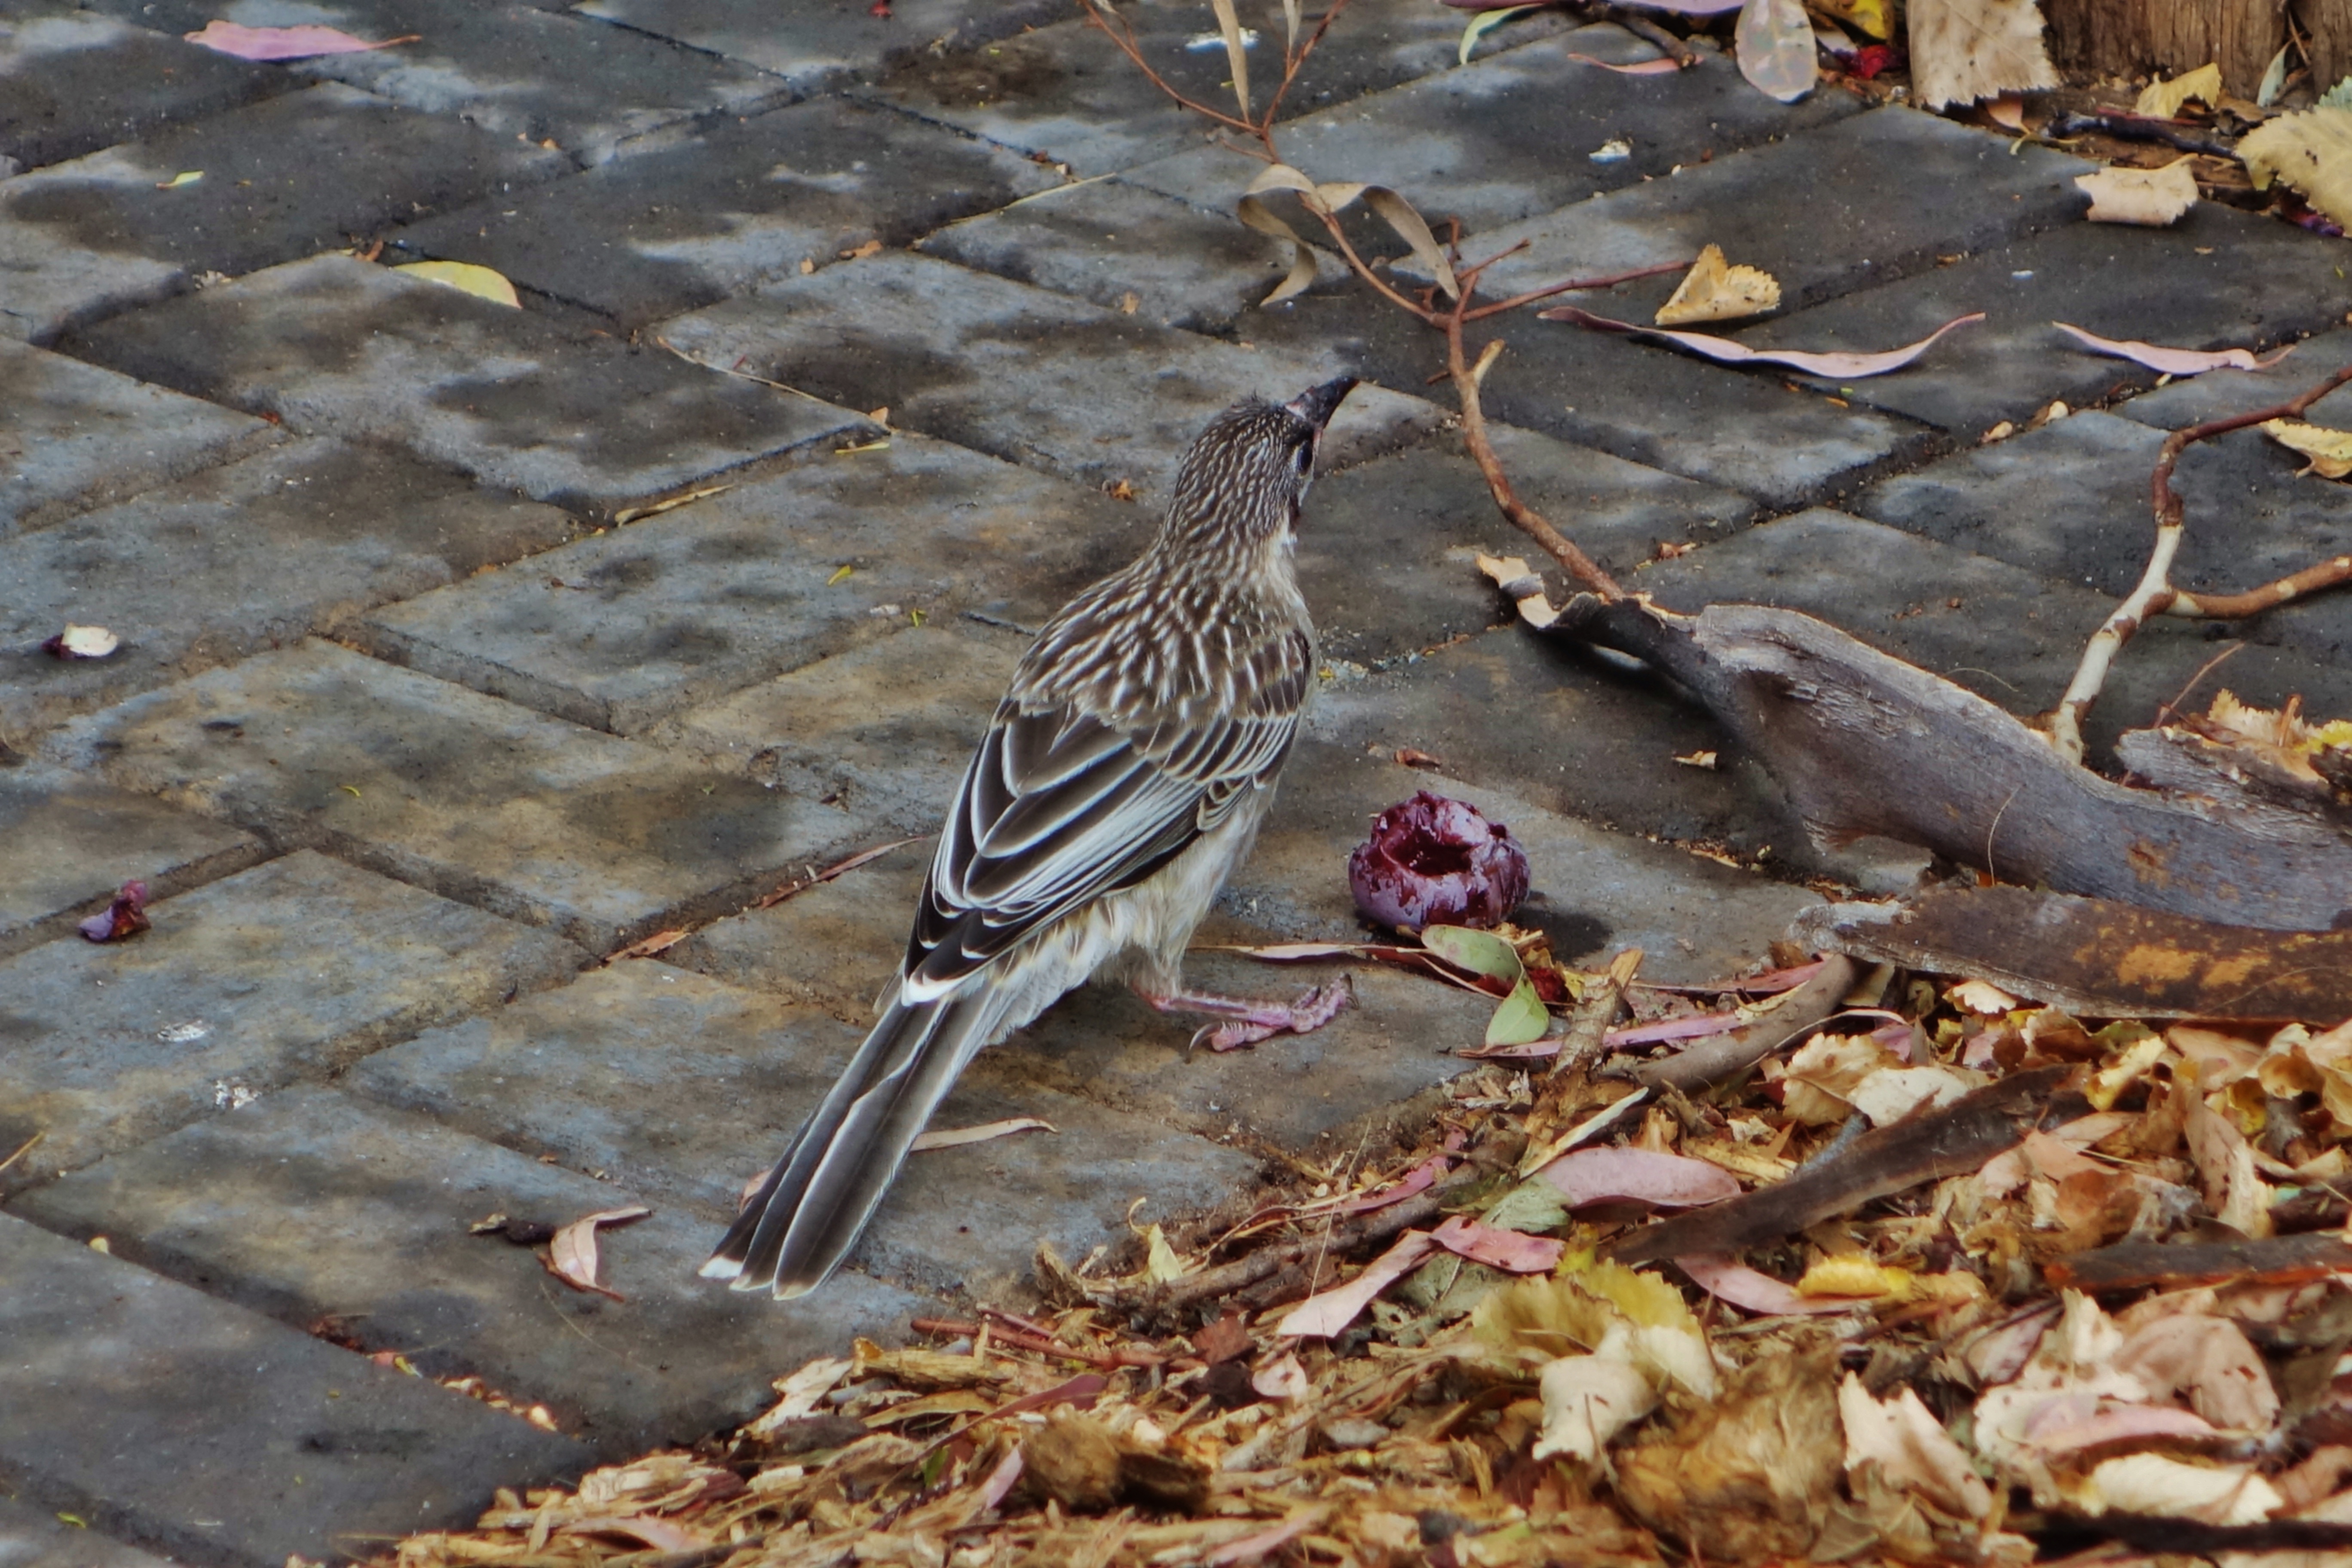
[1285,376,1358,430]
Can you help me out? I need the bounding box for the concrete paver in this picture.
[358,435,1133,735]
[41,641,867,950]
[0,83,563,343]
[344,964,1265,1300]
[3,437,577,736]
[392,97,1062,328]
[0,1213,590,1568]
[0,334,277,533]
[2112,325,2352,430]
[67,256,867,514]
[13,1084,933,1454]
[659,251,1442,505]
[0,761,260,960]
[10,6,2352,1559]
[0,849,584,1190]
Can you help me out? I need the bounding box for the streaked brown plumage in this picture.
[702,376,1359,1299]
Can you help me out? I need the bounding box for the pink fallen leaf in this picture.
[1605,1010,1746,1049]
[1565,52,1684,75]
[1676,1253,1873,1316]
[1276,1229,1437,1338]
[184,21,418,60]
[545,1205,650,1301]
[909,1116,1056,1152]
[978,1446,1024,1510]
[2017,1400,2220,1454]
[1207,1510,1327,1567]
[2053,322,2296,377]
[1334,1153,1451,1214]
[1537,1146,1741,1210]
[1540,306,1985,379]
[1431,1213,1564,1273]
[79,880,150,943]
[566,1517,704,1553]
[1250,1351,1311,1400]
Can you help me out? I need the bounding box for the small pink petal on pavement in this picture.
[1537,1146,1740,1210]
[184,21,415,60]
[2053,322,2295,377]
[1565,53,1684,74]
[1431,1213,1565,1274]
[1541,306,1985,379]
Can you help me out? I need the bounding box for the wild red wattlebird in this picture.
[703,376,1360,1299]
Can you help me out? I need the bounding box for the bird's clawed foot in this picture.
[1136,975,1355,1053]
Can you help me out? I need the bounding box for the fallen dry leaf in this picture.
[2136,62,2223,119]
[1564,51,1681,75]
[908,1116,1057,1152]
[1908,0,2057,110]
[393,260,521,308]
[1543,306,1984,378]
[2055,322,2293,376]
[2264,418,2352,477]
[1675,1253,1870,1315]
[1430,1213,1565,1273]
[606,929,689,963]
[1535,1145,1740,1210]
[545,1205,650,1301]
[1734,0,1816,103]
[1275,1229,1436,1337]
[1841,1372,1992,1519]
[1532,1354,1655,1462]
[43,625,118,659]
[2076,158,2200,226]
[1655,243,1781,326]
[2240,105,2352,227]
[184,20,416,59]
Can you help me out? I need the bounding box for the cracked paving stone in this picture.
[0,10,285,173]
[861,0,1566,178]
[572,0,1067,96]
[358,435,1140,735]
[1858,410,2352,664]
[1121,27,1860,241]
[1742,202,2349,437]
[0,83,561,344]
[657,251,1442,507]
[392,98,1060,329]
[657,623,1028,826]
[40,641,870,952]
[12,1084,934,1455]
[344,963,1265,1302]
[1463,104,2093,307]
[65,255,865,514]
[0,1213,591,1568]
[0,760,262,960]
[0,334,280,533]
[1,438,577,738]
[1638,506,2352,763]
[0,849,584,1193]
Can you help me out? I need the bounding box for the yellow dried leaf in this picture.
[1909,0,2056,111]
[1655,244,1781,325]
[2075,158,2199,225]
[2263,418,2352,478]
[2239,105,2352,227]
[1796,1257,1914,1299]
[394,260,521,308]
[1813,0,1891,40]
[2135,63,2223,119]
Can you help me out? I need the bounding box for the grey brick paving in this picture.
[357,435,1135,735]
[67,256,867,514]
[3,438,577,736]
[0,335,277,533]
[0,83,563,342]
[0,12,282,174]
[11,4,2352,1559]
[42,641,865,949]
[0,1213,590,1568]
[0,850,583,1190]
[0,762,260,960]
[14,1084,933,1455]
[391,98,1062,328]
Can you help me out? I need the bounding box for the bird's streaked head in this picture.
[1162,376,1357,554]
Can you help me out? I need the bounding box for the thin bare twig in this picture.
[2051,363,2352,762]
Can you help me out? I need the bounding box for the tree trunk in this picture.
[2306,0,2352,94]
[2042,0,2288,97]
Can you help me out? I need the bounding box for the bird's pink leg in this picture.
[1134,976,1354,1052]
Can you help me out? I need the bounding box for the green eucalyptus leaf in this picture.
[1486,976,1551,1047]
[1481,1178,1570,1235]
[1423,923,1523,981]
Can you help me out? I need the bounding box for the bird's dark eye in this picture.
[1293,441,1316,474]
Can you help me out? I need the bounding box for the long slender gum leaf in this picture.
[1458,4,1537,67]
[1236,193,1321,306]
[1210,0,1250,118]
[1283,0,1302,56]
[1364,187,1459,297]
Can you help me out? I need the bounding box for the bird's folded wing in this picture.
[904,701,1294,991]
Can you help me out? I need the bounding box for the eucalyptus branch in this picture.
[2050,362,2352,763]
